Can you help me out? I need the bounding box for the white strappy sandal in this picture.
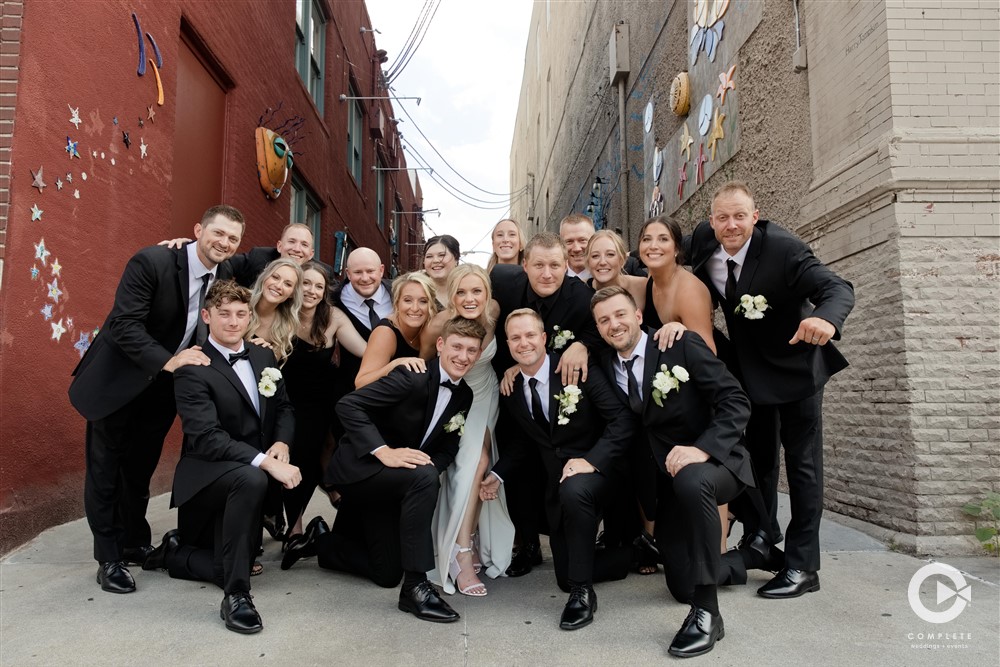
[449,544,487,597]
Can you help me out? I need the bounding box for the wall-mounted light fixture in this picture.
[339,94,421,106]
[374,166,433,173]
[360,26,381,35]
[392,208,440,217]
[588,176,606,229]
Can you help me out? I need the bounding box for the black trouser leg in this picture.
[745,404,782,540]
[655,462,742,604]
[84,376,175,562]
[169,465,268,594]
[779,390,824,571]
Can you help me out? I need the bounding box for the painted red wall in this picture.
[0,0,420,553]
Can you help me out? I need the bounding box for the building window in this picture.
[296,0,325,113]
[347,84,364,185]
[290,176,322,255]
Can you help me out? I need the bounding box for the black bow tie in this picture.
[441,380,457,390]
[228,349,250,366]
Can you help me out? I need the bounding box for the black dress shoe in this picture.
[220,592,263,634]
[262,514,286,542]
[280,516,330,570]
[505,542,542,577]
[96,561,136,594]
[398,580,460,623]
[738,529,785,573]
[122,545,154,566]
[668,606,724,658]
[559,585,597,630]
[142,529,181,571]
[758,568,820,598]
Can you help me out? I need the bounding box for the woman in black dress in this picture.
[282,263,367,541]
[354,272,438,388]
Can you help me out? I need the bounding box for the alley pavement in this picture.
[1,493,997,666]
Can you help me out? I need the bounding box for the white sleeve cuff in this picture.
[251,453,267,467]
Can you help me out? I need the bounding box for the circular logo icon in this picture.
[907,562,971,624]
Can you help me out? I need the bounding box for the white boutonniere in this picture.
[551,326,575,350]
[444,412,466,436]
[734,294,768,320]
[651,364,689,407]
[555,384,582,425]
[258,367,282,398]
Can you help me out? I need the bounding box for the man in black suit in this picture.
[593,286,754,657]
[559,213,595,282]
[685,181,855,599]
[69,205,245,594]
[489,232,601,576]
[481,308,633,630]
[142,280,301,634]
[283,318,483,624]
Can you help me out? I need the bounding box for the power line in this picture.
[386,0,441,83]
[404,141,525,206]
[396,101,524,198]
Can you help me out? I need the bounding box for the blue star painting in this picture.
[40,303,54,321]
[74,331,92,358]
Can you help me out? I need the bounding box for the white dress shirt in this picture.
[614,331,649,399]
[208,336,266,468]
[420,363,459,448]
[340,282,392,332]
[520,354,552,422]
[707,237,751,298]
[177,242,218,354]
[567,267,593,282]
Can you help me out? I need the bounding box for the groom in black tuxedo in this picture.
[481,308,634,631]
[68,205,244,594]
[141,280,301,634]
[593,286,755,658]
[283,318,483,624]
[685,181,855,598]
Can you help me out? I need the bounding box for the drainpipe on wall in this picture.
[610,21,631,243]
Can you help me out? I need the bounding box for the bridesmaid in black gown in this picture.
[354,271,438,388]
[282,263,368,541]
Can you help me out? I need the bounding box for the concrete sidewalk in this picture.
[1,493,997,666]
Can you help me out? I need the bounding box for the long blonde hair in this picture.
[248,258,303,365]
[444,264,495,330]
[486,218,525,271]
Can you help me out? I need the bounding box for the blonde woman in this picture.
[248,258,304,365]
[355,272,438,388]
[586,229,647,307]
[486,219,525,271]
[421,265,514,596]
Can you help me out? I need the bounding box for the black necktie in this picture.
[725,259,738,304]
[193,274,212,347]
[228,349,250,366]
[623,357,644,414]
[528,377,549,431]
[363,298,380,331]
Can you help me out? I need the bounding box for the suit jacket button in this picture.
[147,376,153,381]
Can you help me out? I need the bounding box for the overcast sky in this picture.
[365,0,534,267]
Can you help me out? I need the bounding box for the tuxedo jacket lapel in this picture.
[604,352,629,404]
[512,372,548,438]
[175,247,189,308]
[640,334,662,415]
[736,225,764,298]
[547,357,563,436]
[248,347,269,424]
[206,345,258,417]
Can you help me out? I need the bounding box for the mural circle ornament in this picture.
[644,101,655,133]
[697,94,713,136]
[669,72,690,116]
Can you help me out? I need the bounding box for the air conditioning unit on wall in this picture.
[370,107,385,139]
[609,21,630,86]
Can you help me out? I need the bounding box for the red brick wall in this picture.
[0,0,418,554]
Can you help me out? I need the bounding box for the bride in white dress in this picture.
[421,265,515,595]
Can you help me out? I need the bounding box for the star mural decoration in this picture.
[122,131,131,149]
[30,204,43,221]
[74,331,92,358]
[31,166,47,192]
[140,137,148,159]
[65,136,80,159]
[40,303,54,321]
[138,117,144,128]
[716,64,736,106]
[30,265,40,280]
[696,143,708,185]
[708,108,726,161]
[677,162,688,201]
[74,189,80,199]
[51,318,67,342]
[47,278,63,303]
[679,123,694,161]
[34,238,51,266]
[55,178,63,190]
[66,317,74,329]
[68,104,83,129]
[51,258,62,276]
[113,116,119,125]
[147,105,156,123]
[65,173,73,183]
